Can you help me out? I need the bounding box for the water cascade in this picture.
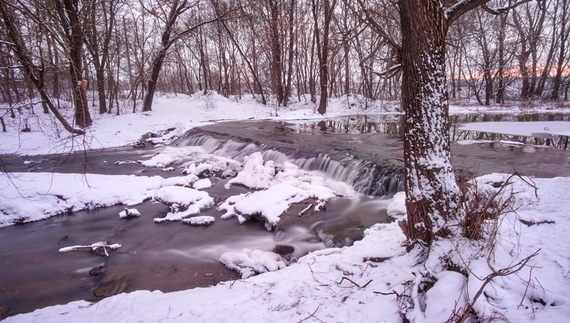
[173,132,404,197]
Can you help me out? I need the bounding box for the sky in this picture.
[1,93,570,322]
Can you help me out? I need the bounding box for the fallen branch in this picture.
[455,249,540,323]
[59,241,122,257]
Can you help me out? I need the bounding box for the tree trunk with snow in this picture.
[398,0,461,245]
[56,0,93,128]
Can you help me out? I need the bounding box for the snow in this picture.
[119,208,141,219]
[0,173,163,227]
[192,178,212,190]
[386,191,406,220]
[3,176,568,323]
[1,94,570,322]
[460,120,570,137]
[181,215,215,226]
[0,93,393,156]
[225,152,276,190]
[58,241,122,257]
[152,186,214,223]
[219,248,288,278]
[218,153,351,229]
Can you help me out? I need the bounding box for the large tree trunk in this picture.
[399,0,461,245]
[57,0,92,128]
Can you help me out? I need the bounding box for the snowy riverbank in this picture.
[1,94,570,322]
[3,174,570,322]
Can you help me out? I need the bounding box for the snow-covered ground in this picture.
[1,94,570,322]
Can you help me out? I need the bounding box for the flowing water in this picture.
[1,113,569,319]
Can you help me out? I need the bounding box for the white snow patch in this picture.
[193,178,212,190]
[153,186,214,223]
[387,191,406,219]
[182,216,215,226]
[119,208,141,219]
[0,173,163,227]
[218,153,350,229]
[219,248,288,278]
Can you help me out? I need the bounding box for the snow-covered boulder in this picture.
[119,208,141,219]
[193,178,212,190]
[182,215,215,227]
[387,191,406,220]
[153,186,214,223]
[225,152,277,189]
[219,248,288,278]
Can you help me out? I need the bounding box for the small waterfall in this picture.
[173,132,403,197]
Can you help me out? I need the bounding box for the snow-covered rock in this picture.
[387,191,406,220]
[182,216,215,227]
[153,186,214,223]
[119,208,141,219]
[219,248,288,278]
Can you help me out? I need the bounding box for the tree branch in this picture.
[165,7,239,51]
[349,0,401,55]
[446,0,491,25]
[481,0,533,15]
[446,0,533,25]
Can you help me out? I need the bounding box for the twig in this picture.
[518,266,534,308]
[298,306,324,323]
[298,204,312,216]
[307,264,330,287]
[456,249,540,323]
[337,276,372,289]
[373,290,399,296]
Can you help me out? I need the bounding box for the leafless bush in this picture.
[458,173,537,240]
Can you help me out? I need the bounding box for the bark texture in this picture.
[57,0,93,128]
[399,0,461,244]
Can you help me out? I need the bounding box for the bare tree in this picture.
[511,1,548,100]
[312,0,337,114]
[141,0,232,112]
[0,0,84,134]
[359,0,531,245]
[84,0,121,114]
[54,0,93,128]
[550,0,570,100]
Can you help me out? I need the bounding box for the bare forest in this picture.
[0,0,568,129]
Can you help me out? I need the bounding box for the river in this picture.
[1,113,569,319]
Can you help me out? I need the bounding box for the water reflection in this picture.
[290,112,570,149]
[288,114,404,137]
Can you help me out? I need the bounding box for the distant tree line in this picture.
[0,0,569,132]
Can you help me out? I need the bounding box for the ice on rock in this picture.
[219,248,288,278]
[219,153,349,229]
[119,208,141,219]
[159,174,200,188]
[387,191,407,220]
[193,178,212,190]
[182,215,215,226]
[225,152,276,190]
[59,241,122,257]
[153,186,214,223]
